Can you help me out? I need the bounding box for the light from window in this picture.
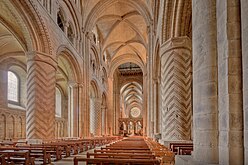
[55,87,62,117]
[8,71,18,102]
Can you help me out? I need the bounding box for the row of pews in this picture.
[0,136,120,165]
[74,137,175,165]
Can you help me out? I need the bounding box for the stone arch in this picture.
[109,54,145,78]
[101,92,107,135]
[101,67,107,87]
[56,46,82,137]
[90,45,101,75]
[7,0,52,53]
[161,0,192,43]
[7,115,15,139]
[90,80,100,98]
[56,45,82,82]
[17,117,23,138]
[59,0,81,38]
[0,114,6,139]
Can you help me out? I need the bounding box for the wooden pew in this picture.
[43,142,71,157]
[94,149,153,154]
[145,138,175,165]
[87,152,156,159]
[29,144,62,161]
[74,157,160,165]
[13,146,51,165]
[0,150,34,165]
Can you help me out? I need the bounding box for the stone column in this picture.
[0,64,7,107]
[89,97,101,136]
[192,0,219,163]
[101,106,106,135]
[160,37,192,141]
[241,0,248,164]
[217,0,243,164]
[26,51,56,140]
[78,83,84,137]
[68,82,79,137]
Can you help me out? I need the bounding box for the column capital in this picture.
[26,51,57,69]
[160,36,191,58]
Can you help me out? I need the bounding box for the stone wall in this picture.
[0,107,26,140]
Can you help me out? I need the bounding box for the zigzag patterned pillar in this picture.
[90,98,101,136]
[26,51,56,140]
[160,37,192,141]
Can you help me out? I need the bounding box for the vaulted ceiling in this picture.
[82,0,152,69]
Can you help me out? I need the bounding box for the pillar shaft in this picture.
[0,64,7,107]
[217,0,243,164]
[192,0,219,163]
[160,36,192,141]
[90,98,101,136]
[241,0,248,163]
[26,51,56,140]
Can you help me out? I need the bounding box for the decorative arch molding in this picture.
[119,78,143,90]
[101,92,107,106]
[56,45,83,82]
[90,79,100,98]
[109,54,145,77]
[62,0,81,37]
[0,58,27,73]
[84,0,152,32]
[0,52,25,64]
[90,45,101,70]
[11,0,52,54]
[161,0,192,43]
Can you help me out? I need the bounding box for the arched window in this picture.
[8,71,19,103]
[67,25,74,43]
[55,87,62,117]
[57,10,64,31]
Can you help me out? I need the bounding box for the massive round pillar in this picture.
[26,51,56,140]
[160,36,192,141]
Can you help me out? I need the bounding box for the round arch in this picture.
[90,80,100,98]
[56,45,83,82]
[109,54,145,77]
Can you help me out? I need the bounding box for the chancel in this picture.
[0,0,247,165]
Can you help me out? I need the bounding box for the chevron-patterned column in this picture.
[26,51,56,140]
[90,98,101,136]
[160,36,192,141]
